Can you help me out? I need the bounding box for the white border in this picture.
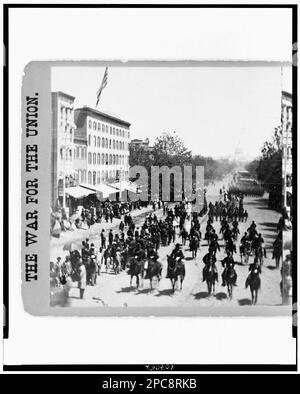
[3,1,297,368]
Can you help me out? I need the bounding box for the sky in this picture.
[52,65,292,160]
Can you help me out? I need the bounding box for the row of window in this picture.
[60,106,73,121]
[75,146,87,160]
[60,147,128,164]
[78,169,126,185]
[88,135,127,150]
[59,147,73,160]
[88,119,130,139]
[87,152,127,166]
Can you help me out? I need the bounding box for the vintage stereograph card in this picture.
[21,60,294,317]
[3,2,297,372]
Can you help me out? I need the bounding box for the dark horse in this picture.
[245,264,261,305]
[203,259,218,295]
[189,235,200,259]
[253,245,265,266]
[240,242,251,265]
[167,255,185,292]
[127,257,144,288]
[223,263,237,300]
[144,259,163,290]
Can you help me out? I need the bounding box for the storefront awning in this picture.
[65,186,95,199]
[110,181,137,193]
[80,183,118,199]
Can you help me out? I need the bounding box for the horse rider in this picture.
[225,236,236,254]
[170,243,185,262]
[240,232,248,246]
[223,226,232,242]
[208,237,220,256]
[221,251,237,286]
[252,233,264,250]
[202,250,218,282]
[245,260,261,288]
[148,247,159,261]
[232,224,240,240]
[210,229,218,242]
[248,221,258,237]
[144,253,162,280]
[190,226,201,242]
[167,243,185,278]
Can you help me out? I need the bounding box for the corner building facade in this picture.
[74,106,131,187]
[51,91,77,207]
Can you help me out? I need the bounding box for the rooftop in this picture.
[75,106,131,128]
[282,90,293,99]
[52,91,76,101]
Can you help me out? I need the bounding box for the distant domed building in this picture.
[233,145,247,163]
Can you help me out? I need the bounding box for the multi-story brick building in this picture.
[74,106,131,187]
[73,135,88,184]
[51,91,77,208]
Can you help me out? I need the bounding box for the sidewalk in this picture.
[50,204,160,260]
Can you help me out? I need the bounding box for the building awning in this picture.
[110,181,137,193]
[65,186,95,199]
[80,183,118,199]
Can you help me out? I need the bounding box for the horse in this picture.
[144,259,163,290]
[189,235,200,259]
[167,255,185,292]
[223,263,237,300]
[225,239,236,255]
[127,257,144,288]
[254,245,265,266]
[232,227,239,242]
[203,260,218,295]
[180,228,189,246]
[245,265,261,305]
[112,251,121,275]
[240,242,251,265]
[208,239,220,257]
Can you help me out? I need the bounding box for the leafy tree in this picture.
[129,131,237,199]
[245,126,282,210]
[129,144,154,169]
[152,132,192,167]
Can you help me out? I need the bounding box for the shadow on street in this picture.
[238,298,252,306]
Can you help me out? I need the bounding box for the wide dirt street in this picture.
[51,176,282,308]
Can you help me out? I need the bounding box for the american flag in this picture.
[96,67,108,107]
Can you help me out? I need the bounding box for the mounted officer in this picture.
[221,251,237,286]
